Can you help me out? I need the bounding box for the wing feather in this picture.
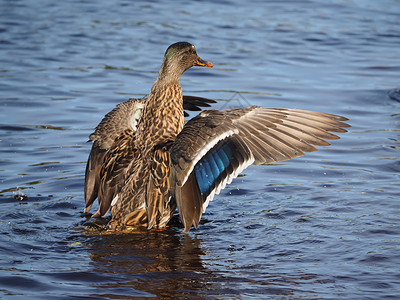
[84,95,216,215]
[94,129,137,218]
[171,106,349,232]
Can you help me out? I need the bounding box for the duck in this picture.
[84,41,350,232]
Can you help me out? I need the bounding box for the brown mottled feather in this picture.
[84,142,107,213]
[105,81,185,230]
[84,42,349,233]
[146,143,174,229]
[84,95,216,216]
[94,129,137,217]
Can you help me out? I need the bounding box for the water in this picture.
[1,0,399,298]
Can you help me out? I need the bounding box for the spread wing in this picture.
[84,98,145,214]
[84,95,216,215]
[170,106,350,232]
[182,95,216,117]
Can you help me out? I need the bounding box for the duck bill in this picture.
[195,57,213,67]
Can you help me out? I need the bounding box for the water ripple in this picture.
[1,0,400,298]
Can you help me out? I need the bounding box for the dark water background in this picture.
[1,0,399,298]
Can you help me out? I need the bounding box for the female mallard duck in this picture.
[84,42,349,232]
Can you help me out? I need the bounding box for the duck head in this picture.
[157,42,213,83]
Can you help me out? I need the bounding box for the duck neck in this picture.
[156,56,185,85]
[136,80,185,149]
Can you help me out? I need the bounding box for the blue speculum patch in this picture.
[194,143,234,196]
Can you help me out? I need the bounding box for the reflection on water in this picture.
[84,229,209,298]
[82,227,331,298]
[1,0,400,298]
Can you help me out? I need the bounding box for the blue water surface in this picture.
[1,0,399,298]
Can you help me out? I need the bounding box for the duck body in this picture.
[108,80,184,230]
[85,42,214,231]
[84,42,350,232]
